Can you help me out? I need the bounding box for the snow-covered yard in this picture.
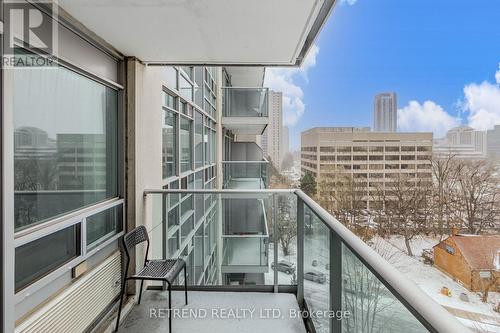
[372,235,500,332]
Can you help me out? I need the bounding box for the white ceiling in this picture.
[58,0,335,66]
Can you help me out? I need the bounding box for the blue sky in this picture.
[265,0,500,150]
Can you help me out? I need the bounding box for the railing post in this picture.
[330,231,342,333]
[272,193,278,293]
[296,197,304,307]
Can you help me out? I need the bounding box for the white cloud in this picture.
[340,0,358,5]
[264,44,319,126]
[398,100,460,137]
[463,80,500,130]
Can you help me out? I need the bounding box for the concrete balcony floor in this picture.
[119,291,306,333]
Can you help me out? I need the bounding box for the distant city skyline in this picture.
[264,0,500,150]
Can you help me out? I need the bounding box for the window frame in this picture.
[7,46,125,301]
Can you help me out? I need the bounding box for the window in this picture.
[168,230,179,256]
[86,204,123,250]
[168,206,179,230]
[195,111,204,168]
[15,224,80,291]
[164,91,178,110]
[179,75,194,101]
[162,110,177,178]
[13,52,118,231]
[165,67,178,90]
[180,116,193,172]
[181,215,194,244]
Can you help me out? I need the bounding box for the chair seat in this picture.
[132,259,185,283]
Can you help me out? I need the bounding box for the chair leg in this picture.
[184,266,188,305]
[168,282,172,333]
[138,280,145,305]
[115,278,127,332]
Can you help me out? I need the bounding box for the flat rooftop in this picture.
[119,291,306,333]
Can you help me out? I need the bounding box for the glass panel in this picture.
[168,230,179,256]
[180,116,192,172]
[303,205,330,333]
[168,205,179,230]
[169,180,179,207]
[163,91,177,110]
[179,75,193,101]
[342,244,428,333]
[165,67,178,90]
[15,224,80,291]
[13,57,118,231]
[222,162,268,189]
[194,226,204,284]
[149,192,272,287]
[181,215,194,244]
[223,237,267,266]
[86,204,123,250]
[195,111,203,168]
[194,67,204,106]
[162,110,177,178]
[222,88,268,117]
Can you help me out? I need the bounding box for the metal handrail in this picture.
[221,160,269,164]
[144,188,470,332]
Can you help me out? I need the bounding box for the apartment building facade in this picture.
[262,90,283,168]
[373,92,397,132]
[301,127,433,210]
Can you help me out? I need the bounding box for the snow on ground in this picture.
[263,233,500,331]
[372,235,500,332]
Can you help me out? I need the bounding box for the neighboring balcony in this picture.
[129,189,470,333]
[222,160,268,189]
[222,197,269,278]
[222,87,269,135]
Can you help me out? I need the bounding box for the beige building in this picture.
[434,126,487,160]
[301,127,433,210]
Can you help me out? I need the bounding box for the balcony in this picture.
[222,161,268,189]
[222,87,269,135]
[124,189,469,333]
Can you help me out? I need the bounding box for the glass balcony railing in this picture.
[222,160,268,189]
[144,189,469,333]
[222,87,269,117]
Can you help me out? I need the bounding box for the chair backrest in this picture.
[122,225,149,260]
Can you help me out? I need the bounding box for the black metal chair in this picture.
[115,225,188,332]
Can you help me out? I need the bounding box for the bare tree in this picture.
[373,174,432,256]
[316,165,366,229]
[276,194,296,256]
[431,154,462,237]
[456,160,499,234]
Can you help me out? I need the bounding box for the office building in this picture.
[374,92,397,132]
[434,126,487,159]
[1,2,466,333]
[301,127,433,210]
